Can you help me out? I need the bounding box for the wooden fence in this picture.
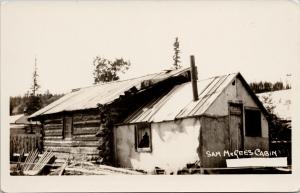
[10,134,42,160]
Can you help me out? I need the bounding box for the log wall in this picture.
[40,74,191,163]
[42,111,101,161]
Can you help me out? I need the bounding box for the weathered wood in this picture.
[47,146,100,155]
[23,150,54,176]
[59,160,68,176]
[97,164,144,175]
[72,135,99,141]
[73,127,98,135]
[44,140,99,147]
[44,140,72,147]
[44,129,62,136]
[64,167,113,175]
[44,124,63,130]
[44,136,63,140]
[73,114,100,122]
[10,134,41,156]
[64,163,143,175]
[72,141,99,147]
[44,119,62,124]
[73,120,100,126]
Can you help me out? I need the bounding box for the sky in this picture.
[2,1,300,96]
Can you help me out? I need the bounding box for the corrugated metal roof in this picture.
[124,73,238,123]
[29,67,190,118]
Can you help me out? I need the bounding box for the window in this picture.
[245,108,261,137]
[63,116,73,139]
[135,122,151,152]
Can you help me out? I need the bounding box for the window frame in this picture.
[244,107,262,137]
[135,122,152,153]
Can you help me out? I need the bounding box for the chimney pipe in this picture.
[190,55,199,101]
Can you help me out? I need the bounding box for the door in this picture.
[63,116,73,139]
[229,103,244,152]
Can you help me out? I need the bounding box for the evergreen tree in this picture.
[25,58,42,115]
[31,58,40,96]
[172,37,181,69]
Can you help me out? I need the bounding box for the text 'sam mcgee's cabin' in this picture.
[29,65,270,173]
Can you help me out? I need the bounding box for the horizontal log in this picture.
[73,127,99,135]
[73,120,100,126]
[73,114,100,122]
[52,152,99,160]
[44,136,63,140]
[44,124,63,130]
[47,146,100,155]
[72,135,99,141]
[72,140,99,147]
[44,129,62,136]
[44,119,62,124]
[43,134,98,141]
[44,140,99,147]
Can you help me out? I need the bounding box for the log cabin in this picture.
[29,67,191,164]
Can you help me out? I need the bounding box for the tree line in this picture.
[10,92,64,116]
[249,81,291,94]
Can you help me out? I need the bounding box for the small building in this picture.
[114,72,270,173]
[10,114,41,159]
[10,114,40,135]
[28,68,191,163]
